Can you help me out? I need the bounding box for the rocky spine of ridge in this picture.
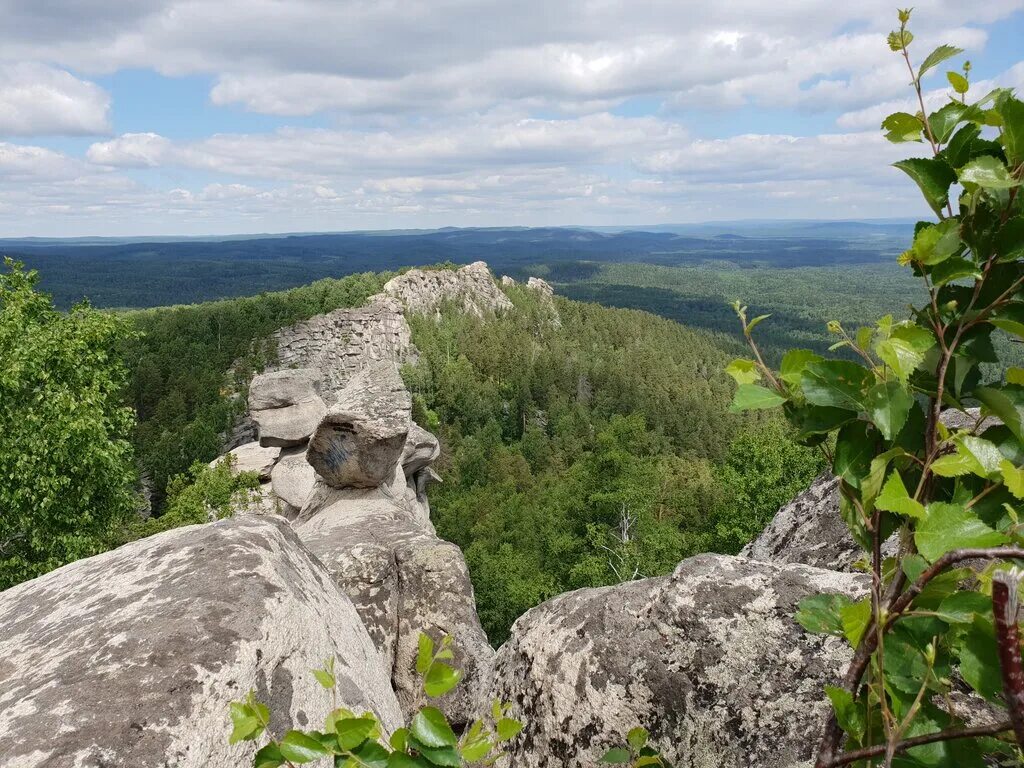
[0,262,913,768]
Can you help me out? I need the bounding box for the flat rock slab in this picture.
[249,368,327,447]
[271,448,318,509]
[210,441,281,480]
[0,516,400,768]
[307,361,411,489]
[490,553,865,768]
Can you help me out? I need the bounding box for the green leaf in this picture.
[423,661,462,698]
[229,702,263,745]
[729,383,786,412]
[1001,458,1024,500]
[990,303,1024,339]
[600,748,632,764]
[997,216,1024,263]
[956,617,1002,701]
[313,669,336,689]
[416,633,434,676]
[253,744,286,768]
[976,386,1024,442]
[825,685,865,740]
[336,717,377,751]
[959,155,1021,189]
[626,727,648,751]
[915,502,1008,562]
[867,380,913,441]
[801,360,871,411]
[795,592,854,636]
[930,256,982,287]
[459,738,492,763]
[834,421,876,489]
[840,597,872,648]
[936,591,992,624]
[882,111,924,143]
[415,745,460,766]
[1000,95,1024,164]
[875,471,926,519]
[279,730,332,763]
[958,435,1003,478]
[919,44,963,79]
[386,755,423,768]
[893,157,956,216]
[496,717,523,741]
[875,323,935,383]
[410,707,458,748]
[929,452,976,477]
[351,740,390,768]
[779,349,822,385]
[747,313,771,332]
[725,359,760,385]
[947,71,969,94]
[907,219,961,265]
[929,101,970,145]
[389,727,409,752]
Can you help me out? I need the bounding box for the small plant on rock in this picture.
[228,633,522,767]
[730,9,1024,767]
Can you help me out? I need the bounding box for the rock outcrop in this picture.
[490,553,866,768]
[210,441,281,480]
[306,362,412,489]
[248,368,326,447]
[0,515,401,768]
[382,262,513,318]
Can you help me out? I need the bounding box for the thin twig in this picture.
[827,722,1013,767]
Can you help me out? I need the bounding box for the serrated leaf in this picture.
[990,303,1024,339]
[279,730,332,763]
[460,738,492,763]
[834,421,876,489]
[496,717,523,741]
[416,633,434,676]
[997,216,1024,263]
[228,703,262,745]
[729,383,786,412]
[410,707,458,748]
[936,591,992,624]
[336,717,377,751]
[875,323,934,383]
[795,592,854,636]
[959,155,1021,189]
[840,597,872,647]
[956,617,1002,701]
[825,685,865,740]
[907,218,961,266]
[919,44,963,79]
[351,740,390,768]
[929,101,970,145]
[867,379,913,441]
[958,435,1003,478]
[976,386,1024,442]
[416,745,461,766]
[929,256,982,287]
[875,471,926,518]
[894,157,956,216]
[801,360,871,411]
[386,754,423,768]
[1001,459,1024,499]
[626,727,648,750]
[725,358,759,385]
[915,502,1008,562]
[253,743,286,768]
[1000,95,1024,164]
[779,349,822,385]
[389,727,409,752]
[313,669,335,689]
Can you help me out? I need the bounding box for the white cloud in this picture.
[87,133,171,167]
[0,63,109,136]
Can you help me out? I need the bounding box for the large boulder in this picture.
[297,482,494,727]
[0,516,401,768]
[306,362,411,489]
[490,553,865,768]
[248,368,327,448]
[271,447,318,509]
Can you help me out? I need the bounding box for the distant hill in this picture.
[0,223,910,309]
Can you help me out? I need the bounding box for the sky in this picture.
[1,1,1023,237]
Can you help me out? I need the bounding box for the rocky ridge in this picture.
[0,262,904,768]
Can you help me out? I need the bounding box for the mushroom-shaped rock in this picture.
[209,440,281,480]
[489,553,865,768]
[402,422,440,477]
[271,447,318,509]
[0,515,401,768]
[306,361,411,489]
[248,368,326,447]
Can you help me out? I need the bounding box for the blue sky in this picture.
[1,0,1022,236]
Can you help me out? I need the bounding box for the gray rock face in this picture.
[307,362,412,489]
[269,297,415,403]
[210,441,281,480]
[382,262,513,318]
[402,423,441,477]
[271,448,318,509]
[490,553,865,768]
[248,368,327,448]
[526,276,554,296]
[0,515,401,768]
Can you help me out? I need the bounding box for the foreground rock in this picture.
[209,441,281,480]
[490,553,865,768]
[0,516,401,768]
[307,362,412,489]
[248,368,327,447]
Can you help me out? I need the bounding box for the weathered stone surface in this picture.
[500,275,516,287]
[248,368,327,447]
[271,448,318,509]
[269,297,415,403]
[209,441,281,480]
[526,276,554,296]
[297,483,494,726]
[382,262,512,318]
[490,553,865,768]
[0,516,401,768]
[402,423,441,477]
[306,362,411,489]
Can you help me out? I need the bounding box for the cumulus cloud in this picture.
[87,133,172,167]
[0,63,110,136]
